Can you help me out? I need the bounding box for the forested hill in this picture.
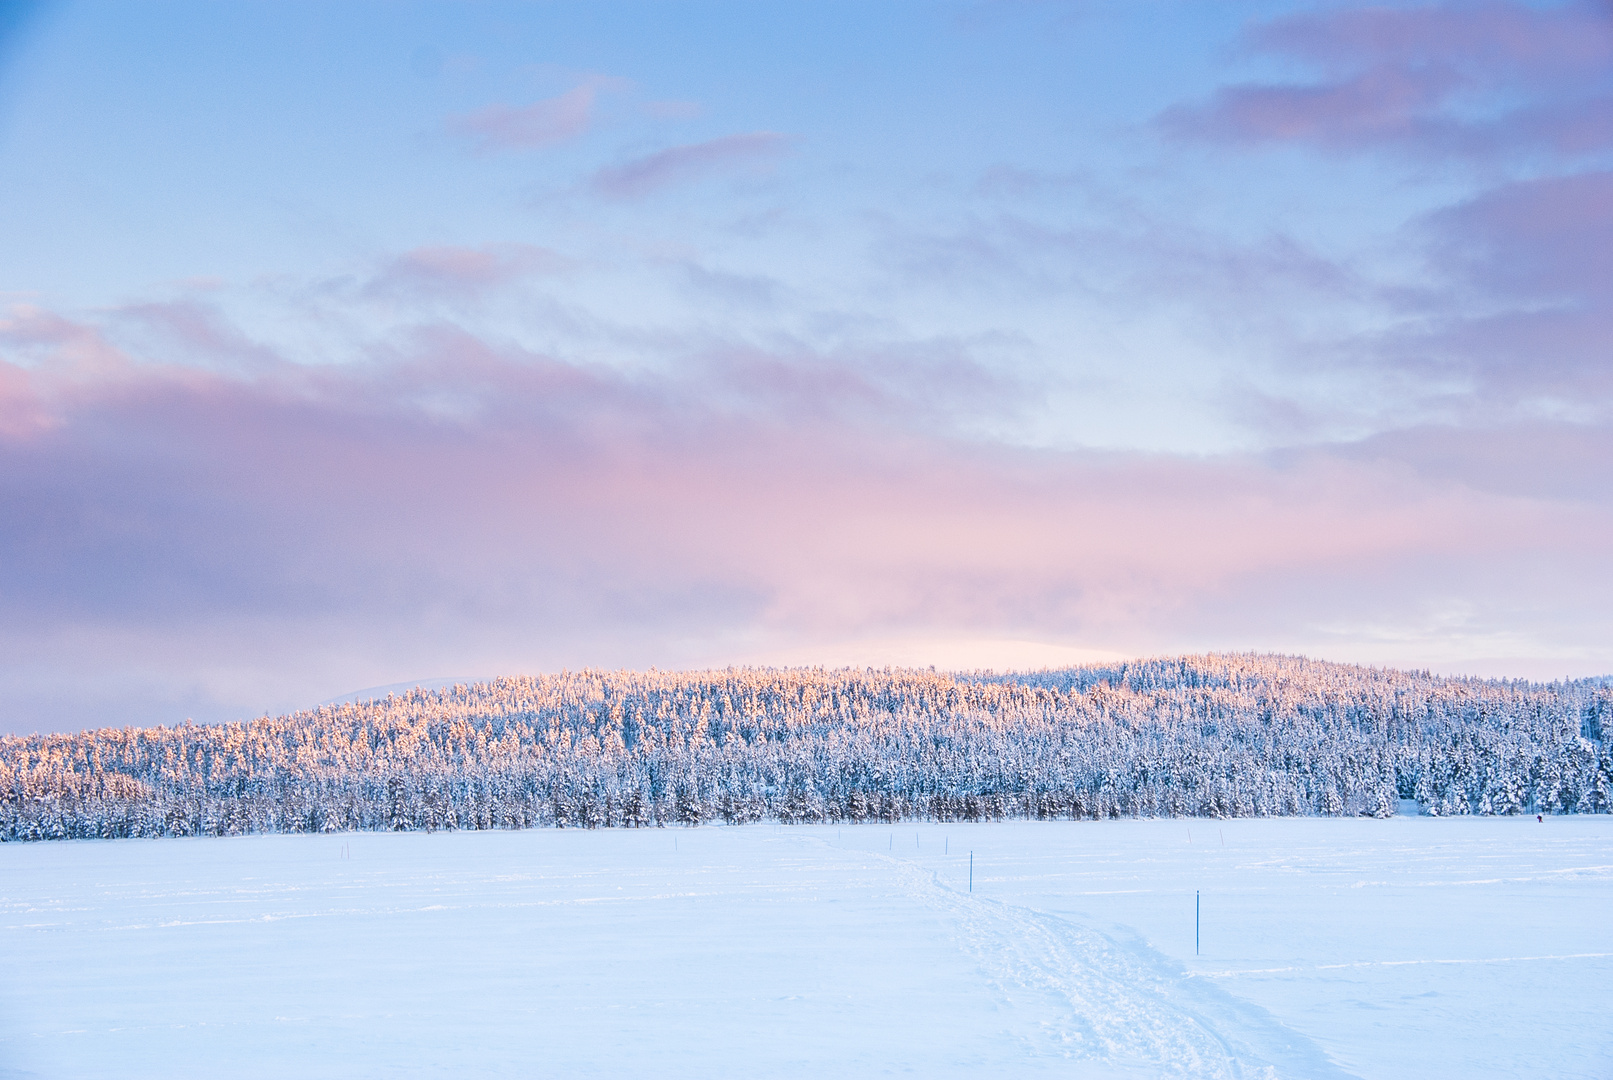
[3,654,1610,841]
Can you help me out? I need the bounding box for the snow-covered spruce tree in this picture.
[1,655,1609,840]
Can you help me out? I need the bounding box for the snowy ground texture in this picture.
[3,818,1610,1079]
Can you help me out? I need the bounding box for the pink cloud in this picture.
[0,358,51,438]
[448,84,598,152]
[367,243,570,300]
[2,306,1610,733]
[590,132,788,199]
[1161,1,1613,156]
[115,300,286,373]
[0,303,125,372]
[1251,2,1613,73]
[1165,65,1458,146]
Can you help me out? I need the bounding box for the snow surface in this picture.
[2,818,1610,1079]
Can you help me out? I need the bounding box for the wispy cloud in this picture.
[367,243,571,300]
[448,84,600,152]
[591,132,789,199]
[1160,1,1613,158]
[1359,169,1613,416]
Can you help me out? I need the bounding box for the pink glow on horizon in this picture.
[1,311,1607,679]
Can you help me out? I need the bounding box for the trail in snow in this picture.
[860,841,1359,1080]
[850,817,1613,1080]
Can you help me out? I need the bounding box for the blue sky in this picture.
[1,1,1611,731]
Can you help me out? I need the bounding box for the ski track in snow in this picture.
[857,843,1359,1080]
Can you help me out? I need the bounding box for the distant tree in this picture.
[2,656,1608,841]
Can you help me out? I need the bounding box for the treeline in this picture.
[2,654,1610,841]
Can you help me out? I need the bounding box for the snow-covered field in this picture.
[3,818,1610,1079]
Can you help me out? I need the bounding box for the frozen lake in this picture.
[3,818,1610,1079]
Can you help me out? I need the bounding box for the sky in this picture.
[1,0,1611,733]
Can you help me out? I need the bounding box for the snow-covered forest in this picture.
[3,655,1610,841]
